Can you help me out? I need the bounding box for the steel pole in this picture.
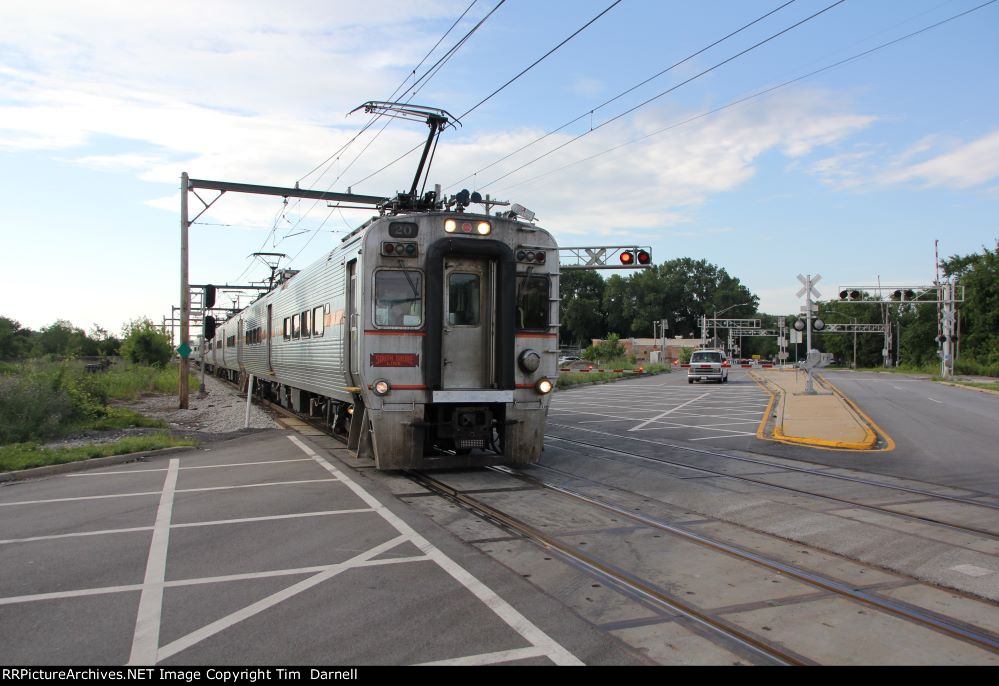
[804,275,814,394]
[180,172,190,409]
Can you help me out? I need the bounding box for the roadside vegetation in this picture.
[0,316,197,472]
[557,249,998,380]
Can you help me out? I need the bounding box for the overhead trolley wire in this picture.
[447,0,799,190]
[349,0,624,190]
[295,0,483,188]
[494,0,999,193]
[261,2,505,275]
[457,0,624,120]
[476,0,848,191]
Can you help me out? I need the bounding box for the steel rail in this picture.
[406,470,806,666]
[547,422,999,512]
[545,434,999,541]
[492,466,999,655]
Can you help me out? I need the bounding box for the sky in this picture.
[1,0,997,337]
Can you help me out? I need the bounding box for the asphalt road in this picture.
[817,371,999,495]
[553,368,999,497]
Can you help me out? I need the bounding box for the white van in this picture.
[688,349,729,384]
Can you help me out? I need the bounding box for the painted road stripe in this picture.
[0,556,428,607]
[65,458,313,476]
[629,393,710,431]
[128,458,178,665]
[155,536,411,662]
[0,479,337,507]
[288,435,583,666]
[417,646,551,666]
[0,509,375,545]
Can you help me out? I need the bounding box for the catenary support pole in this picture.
[180,172,190,409]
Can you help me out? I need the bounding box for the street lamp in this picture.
[712,302,751,354]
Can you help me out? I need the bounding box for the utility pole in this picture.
[180,172,190,409]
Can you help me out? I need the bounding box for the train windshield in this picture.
[374,269,423,327]
[516,275,549,330]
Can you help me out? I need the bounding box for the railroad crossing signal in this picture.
[559,246,653,270]
[796,273,821,300]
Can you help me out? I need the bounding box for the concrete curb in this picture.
[749,371,883,451]
[0,445,198,483]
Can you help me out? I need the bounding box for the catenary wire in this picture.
[349,0,623,190]
[447,0,799,190]
[495,0,999,193]
[477,0,847,190]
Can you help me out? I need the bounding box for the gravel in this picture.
[43,374,278,450]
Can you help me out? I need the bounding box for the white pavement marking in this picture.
[0,509,374,545]
[629,393,709,431]
[0,479,338,507]
[128,458,179,665]
[927,397,944,404]
[0,556,428,606]
[155,535,411,662]
[689,433,756,441]
[417,646,552,666]
[64,458,313,476]
[950,564,994,578]
[288,435,583,666]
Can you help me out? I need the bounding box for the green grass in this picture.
[940,380,999,392]
[0,432,196,472]
[0,360,194,445]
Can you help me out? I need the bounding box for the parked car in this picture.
[688,349,729,383]
[558,355,582,365]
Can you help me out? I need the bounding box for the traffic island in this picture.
[751,369,887,450]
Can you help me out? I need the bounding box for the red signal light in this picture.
[637,250,651,265]
[620,251,635,265]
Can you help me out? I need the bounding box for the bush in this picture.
[583,334,626,362]
[954,357,999,378]
[120,319,173,367]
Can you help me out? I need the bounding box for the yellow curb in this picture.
[749,370,891,452]
[817,373,896,453]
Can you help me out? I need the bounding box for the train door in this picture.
[347,259,359,386]
[442,257,491,388]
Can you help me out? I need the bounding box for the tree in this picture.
[0,317,33,359]
[559,269,606,346]
[120,318,173,367]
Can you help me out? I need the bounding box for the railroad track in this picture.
[226,373,999,662]
[410,467,999,664]
[545,425,999,539]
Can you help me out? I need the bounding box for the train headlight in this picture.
[444,219,458,233]
[535,377,554,395]
[372,379,391,396]
[476,221,491,235]
[518,349,541,373]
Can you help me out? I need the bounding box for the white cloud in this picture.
[878,129,999,189]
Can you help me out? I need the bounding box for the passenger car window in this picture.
[516,275,549,329]
[448,273,480,326]
[313,306,324,336]
[374,270,423,327]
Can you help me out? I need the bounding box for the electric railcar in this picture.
[202,208,559,469]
